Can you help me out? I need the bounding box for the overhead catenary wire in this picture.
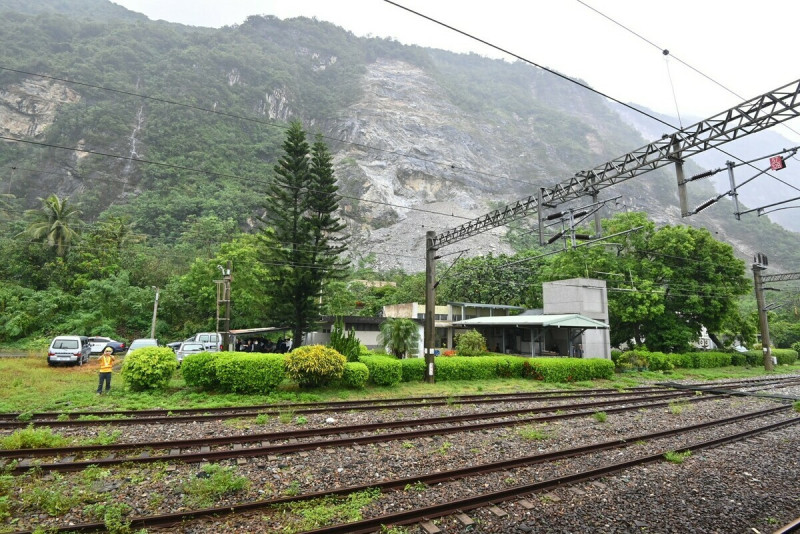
[385,0,800,215]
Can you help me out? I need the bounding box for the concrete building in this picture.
[305,278,611,359]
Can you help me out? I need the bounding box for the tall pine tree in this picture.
[259,122,348,347]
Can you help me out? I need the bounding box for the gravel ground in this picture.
[3,375,799,534]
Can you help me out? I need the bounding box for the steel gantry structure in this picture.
[422,78,800,382]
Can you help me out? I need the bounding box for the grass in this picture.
[592,411,608,423]
[668,400,690,415]
[516,424,550,440]
[277,488,381,533]
[0,352,798,414]
[664,450,692,464]
[181,463,250,508]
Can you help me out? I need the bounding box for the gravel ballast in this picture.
[3,376,799,533]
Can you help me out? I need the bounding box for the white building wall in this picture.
[543,278,611,359]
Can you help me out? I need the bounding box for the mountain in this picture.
[2,0,799,273]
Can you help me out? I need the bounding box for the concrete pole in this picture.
[424,231,436,383]
[150,287,159,339]
[752,264,774,371]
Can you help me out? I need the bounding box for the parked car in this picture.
[87,336,127,354]
[188,332,223,352]
[47,335,91,366]
[167,337,194,352]
[127,338,159,353]
[175,342,206,366]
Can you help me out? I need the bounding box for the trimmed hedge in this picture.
[201,352,286,394]
[773,348,798,365]
[341,362,369,389]
[613,348,800,371]
[399,358,426,382]
[388,355,613,383]
[181,352,220,390]
[522,357,614,382]
[360,355,402,386]
[121,346,177,391]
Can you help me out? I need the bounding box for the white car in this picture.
[87,336,127,354]
[175,342,206,366]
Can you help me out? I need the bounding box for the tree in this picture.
[258,122,349,347]
[378,318,420,358]
[22,194,83,257]
[543,212,749,352]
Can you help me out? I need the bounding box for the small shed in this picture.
[453,313,609,358]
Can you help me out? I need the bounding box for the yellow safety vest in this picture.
[99,354,114,373]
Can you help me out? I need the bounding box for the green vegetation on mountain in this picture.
[0,0,798,350]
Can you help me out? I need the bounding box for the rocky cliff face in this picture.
[0,78,80,138]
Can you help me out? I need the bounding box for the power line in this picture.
[386,0,800,209]
[0,65,525,186]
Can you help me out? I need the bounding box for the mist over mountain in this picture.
[2,0,799,272]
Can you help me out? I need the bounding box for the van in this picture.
[47,335,91,367]
[190,332,222,352]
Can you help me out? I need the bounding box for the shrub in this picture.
[455,330,487,356]
[399,358,425,382]
[525,357,614,382]
[616,350,648,371]
[361,355,403,386]
[773,348,798,365]
[213,353,286,393]
[181,352,220,389]
[689,351,732,368]
[744,350,763,366]
[341,362,369,388]
[121,346,177,391]
[730,351,747,366]
[285,345,346,387]
[644,351,674,371]
[330,317,361,362]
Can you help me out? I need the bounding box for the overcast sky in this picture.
[113,0,800,135]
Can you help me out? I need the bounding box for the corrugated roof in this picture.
[453,313,608,329]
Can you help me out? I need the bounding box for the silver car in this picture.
[175,342,206,366]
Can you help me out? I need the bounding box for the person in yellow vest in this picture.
[97,347,116,394]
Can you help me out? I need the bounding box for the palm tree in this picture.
[378,318,421,359]
[101,215,146,251]
[22,194,83,256]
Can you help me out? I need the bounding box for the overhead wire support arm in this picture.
[432,78,800,250]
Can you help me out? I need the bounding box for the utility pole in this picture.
[752,253,773,371]
[216,261,232,350]
[424,231,436,383]
[150,286,159,339]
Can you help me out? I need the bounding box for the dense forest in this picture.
[1,0,800,350]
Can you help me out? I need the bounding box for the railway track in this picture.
[9,403,796,533]
[4,390,701,473]
[4,376,799,428]
[0,387,672,428]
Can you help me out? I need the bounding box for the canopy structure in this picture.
[453,313,608,330]
[453,313,608,357]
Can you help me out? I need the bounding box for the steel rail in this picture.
[0,386,668,423]
[300,416,800,534]
[4,376,795,427]
[0,390,694,460]
[0,388,685,429]
[6,391,709,474]
[14,406,794,533]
